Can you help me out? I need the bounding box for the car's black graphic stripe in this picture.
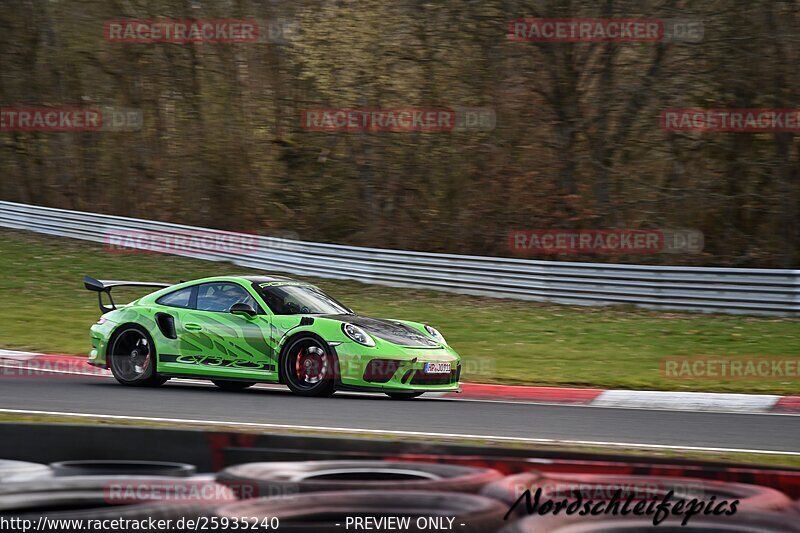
[159,353,275,372]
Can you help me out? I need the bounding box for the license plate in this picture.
[423,362,451,374]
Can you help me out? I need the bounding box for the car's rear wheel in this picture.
[386,392,423,399]
[212,380,255,391]
[108,325,166,387]
[280,336,335,397]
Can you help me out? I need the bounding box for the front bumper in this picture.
[333,342,461,392]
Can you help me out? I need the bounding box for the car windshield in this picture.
[255,283,352,315]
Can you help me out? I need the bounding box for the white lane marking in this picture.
[593,390,782,413]
[0,356,800,416]
[0,408,797,456]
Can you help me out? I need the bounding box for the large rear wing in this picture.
[84,275,172,313]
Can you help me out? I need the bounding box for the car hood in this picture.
[321,314,440,348]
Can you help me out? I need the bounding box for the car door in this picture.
[170,282,278,380]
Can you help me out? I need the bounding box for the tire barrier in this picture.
[389,453,800,499]
[499,510,800,532]
[481,472,543,516]
[0,459,52,481]
[482,473,793,516]
[0,454,797,532]
[49,460,196,477]
[0,476,237,532]
[387,454,537,475]
[215,490,509,533]
[0,475,237,503]
[217,460,503,496]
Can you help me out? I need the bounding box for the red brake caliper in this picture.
[296,349,305,380]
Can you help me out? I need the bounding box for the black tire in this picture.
[0,459,52,481]
[50,460,196,477]
[217,460,503,495]
[0,475,234,498]
[386,392,424,399]
[215,490,508,533]
[212,380,255,391]
[280,335,336,397]
[108,324,167,387]
[0,476,236,531]
[480,472,543,517]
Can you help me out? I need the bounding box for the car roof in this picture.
[235,274,297,283]
[139,274,308,302]
[168,275,299,287]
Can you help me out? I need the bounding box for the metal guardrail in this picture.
[0,201,798,315]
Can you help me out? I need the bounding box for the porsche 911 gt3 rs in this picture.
[85,275,461,398]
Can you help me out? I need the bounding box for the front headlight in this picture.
[424,325,447,345]
[342,323,375,347]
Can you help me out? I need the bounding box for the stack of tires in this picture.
[0,459,53,482]
[0,460,233,532]
[213,460,508,532]
[3,458,799,532]
[0,458,510,532]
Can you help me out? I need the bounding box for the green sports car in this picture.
[84,275,461,399]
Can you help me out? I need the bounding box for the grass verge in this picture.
[0,229,798,394]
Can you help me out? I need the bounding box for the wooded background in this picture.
[1,0,798,267]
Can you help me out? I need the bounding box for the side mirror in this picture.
[230,302,257,318]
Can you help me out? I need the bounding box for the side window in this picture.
[196,283,257,313]
[156,287,193,309]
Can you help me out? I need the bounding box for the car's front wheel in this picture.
[280,336,336,397]
[108,325,167,387]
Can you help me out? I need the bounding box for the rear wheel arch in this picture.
[106,323,166,387]
[106,323,156,356]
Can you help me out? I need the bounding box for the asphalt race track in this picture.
[0,374,798,454]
